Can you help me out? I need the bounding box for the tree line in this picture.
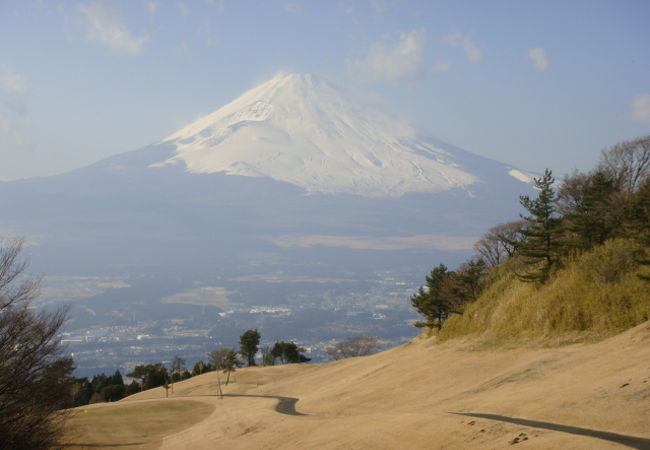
[411,135,650,329]
[66,329,312,404]
[77,332,383,402]
[69,333,384,406]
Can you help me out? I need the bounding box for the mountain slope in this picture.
[0,73,536,277]
[153,73,529,197]
[65,321,650,449]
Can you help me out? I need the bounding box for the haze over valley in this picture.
[4,73,535,375]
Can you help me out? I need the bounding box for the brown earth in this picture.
[64,321,650,449]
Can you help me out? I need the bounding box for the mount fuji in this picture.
[156,73,484,197]
[1,73,533,277]
[0,72,541,372]
[154,73,531,197]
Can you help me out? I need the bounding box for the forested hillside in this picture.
[411,135,650,344]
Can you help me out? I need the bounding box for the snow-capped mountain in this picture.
[0,73,535,277]
[152,73,529,197]
[0,73,540,375]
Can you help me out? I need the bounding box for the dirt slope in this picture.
[69,321,650,449]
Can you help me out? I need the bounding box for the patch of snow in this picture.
[508,168,535,183]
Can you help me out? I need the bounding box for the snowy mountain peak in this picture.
[154,73,483,197]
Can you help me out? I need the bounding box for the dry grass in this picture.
[439,239,650,345]
[60,321,650,449]
[62,400,215,449]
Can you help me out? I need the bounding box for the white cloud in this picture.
[283,1,300,14]
[76,1,149,56]
[369,0,402,14]
[0,67,32,152]
[146,1,159,15]
[349,29,426,83]
[174,42,190,55]
[433,61,450,72]
[370,0,387,13]
[203,0,224,11]
[0,67,28,114]
[445,31,483,63]
[0,69,27,96]
[528,47,549,71]
[176,1,189,16]
[0,117,33,152]
[631,93,650,124]
[199,20,219,47]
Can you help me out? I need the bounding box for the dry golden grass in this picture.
[439,239,650,345]
[63,321,650,449]
[62,400,214,449]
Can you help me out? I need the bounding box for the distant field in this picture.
[273,234,477,251]
[62,400,214,449]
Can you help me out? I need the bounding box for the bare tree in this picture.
[209,346,235,370]
[170,356,186,393]
[326,336,381,361]
[215,372,223,399]
[473,221,524,267]
[556,170,594,216]
[598,135,650,194]
[0,238,71,450]
[260,344,274,366]
[0,238,39,309]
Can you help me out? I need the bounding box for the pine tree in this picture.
[239,329,261,367]
[566,171,618,249]
[625,178,650,280]
[270,341,311,364]
[127,365,149,392]
[450,258,488,303]
[410,264,459,328]
[111,370,124,386]
[222,350,242,384]
[625,177,650,245]
[516,169,564,282]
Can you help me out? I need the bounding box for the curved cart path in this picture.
[152,393,306,416]
[452,412,650,449]
[220,394,306,416]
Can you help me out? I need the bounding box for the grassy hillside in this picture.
[439,238,650,345]
[64,401,214,448]
[62,321,650,449]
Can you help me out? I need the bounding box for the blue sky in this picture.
[1,0,649,181]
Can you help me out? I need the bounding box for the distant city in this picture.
[41,268,423,377]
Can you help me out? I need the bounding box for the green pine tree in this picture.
[450,258,488,303]
[516,169,564,282]
[410,264,460,328]
[625,178,650,280]
[270,341,311,364]
[222,350,242,384]
[567,171,618,249]
[239,329,261,367]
